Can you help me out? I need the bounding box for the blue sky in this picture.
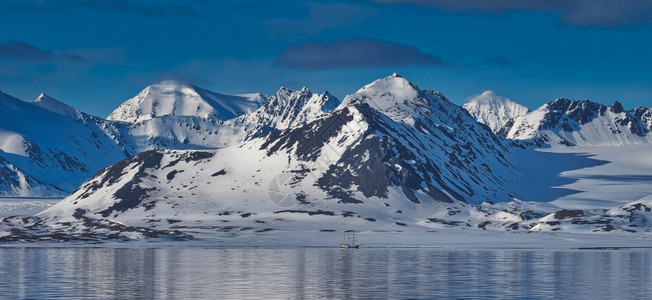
[1,0,651,117]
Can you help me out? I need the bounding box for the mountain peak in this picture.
[610,101,624,114]
[153,79,193,88]
[479,90,499,98]
[339,74,429,121]
[238,87,339,134]
[31,93,80,118]
[463,90,528,134]
[470,90,511,104]
[107,82,265,123]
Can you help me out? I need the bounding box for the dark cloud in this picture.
[8,0,200,18]
[0,41,86,63]
[487,56,513,66]
[276,38,445,70]
[374,0,652,27]
[265,2,378,37]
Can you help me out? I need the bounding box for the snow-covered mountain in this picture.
[2,75,652,242]
[115,86,339,153]
[463,90,528,135]
[507,98,652,147]
[107,80,266,123]
[221,87,341,143]
[0,91,134,195]
[242,87,339,131]
[24,74,531,240]
[0,82,272,196]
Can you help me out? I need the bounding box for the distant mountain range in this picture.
[464,90,652,147]
[1,74,650,241]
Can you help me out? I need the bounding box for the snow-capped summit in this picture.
[339,74,435,121]
[219,86,341,144]
[245,86,340,129]
[31,93,81,118]
[463,90,529,135]
[107,80,266,123]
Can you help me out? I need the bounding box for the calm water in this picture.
[0,247,650,299]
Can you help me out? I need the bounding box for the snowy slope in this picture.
[0,82,323,196]
[107,80,266,123]
[31,93,82,118]
[0,91,133,194]
[529,144,652,209]
[121,115,226,152]
[463,90,528,135]
[0,82,272,196]
[507,99,652,147]
[0,156,65,196]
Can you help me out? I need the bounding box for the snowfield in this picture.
[544,144,652,209]
[0,197,61,218]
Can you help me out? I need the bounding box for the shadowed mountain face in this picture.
[260,74,518,205]
[0,91,134,195]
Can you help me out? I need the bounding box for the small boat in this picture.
[340,232,360,249]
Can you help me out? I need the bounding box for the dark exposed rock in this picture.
[519,211,544,221]
[274,210,335,216]
[88,151,164,217]
[426,218,463,226]
[167,170,182,180]
[73,208,86,219]
[477,221,491,229]
[211,169,227,176]
[506,223,520,230]
[495,118,515,137]
[553,210,585,219]
[75,150,162,200]
[260,107,355,162]
[341,211,356,217]
[162,151,214,169]
[0,215,193,242]
[610,101,624,114]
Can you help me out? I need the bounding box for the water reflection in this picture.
[0,248,650,299]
